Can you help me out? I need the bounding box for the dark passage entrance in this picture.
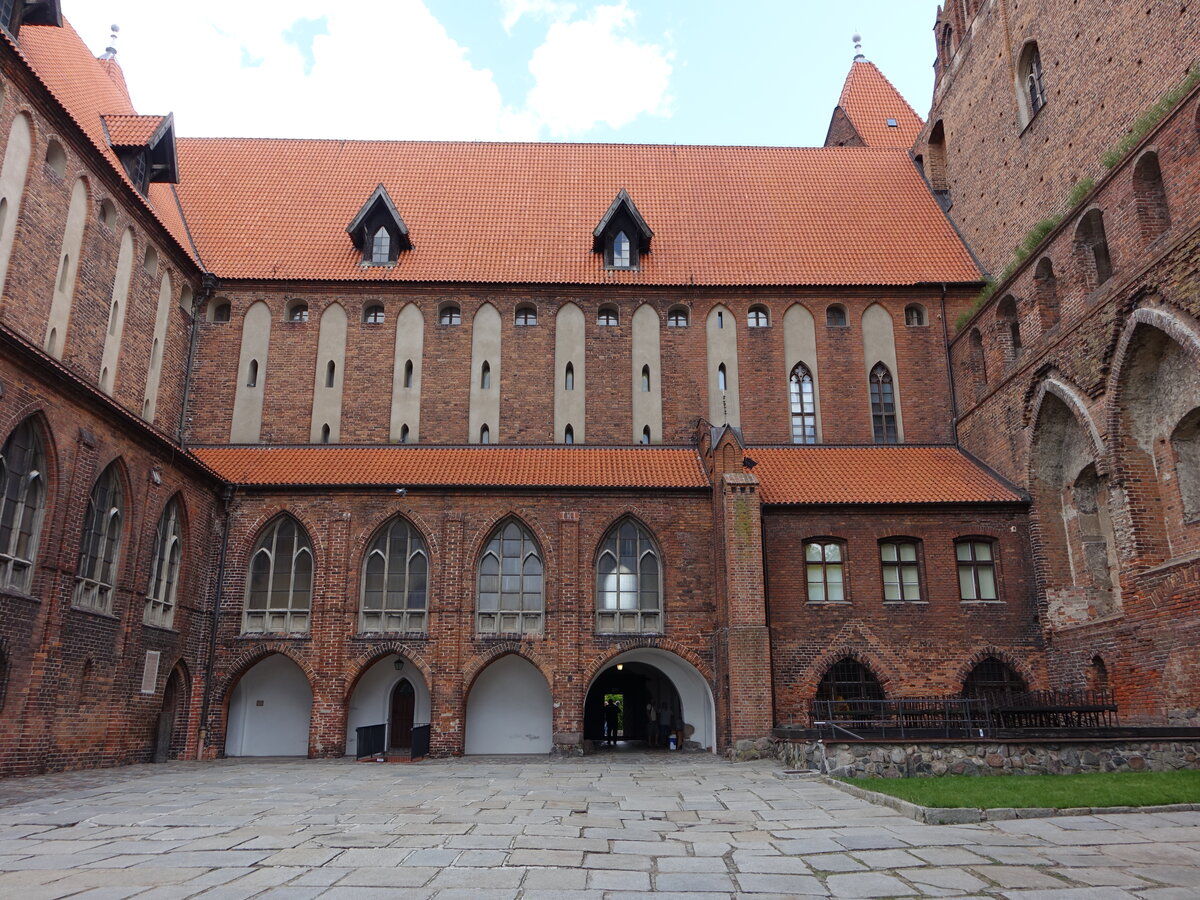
[390,679,415,748]
[584,662,681,748]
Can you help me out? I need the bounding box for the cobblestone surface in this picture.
[0,754,1198,897]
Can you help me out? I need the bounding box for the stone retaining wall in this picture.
[773,740,1200,777]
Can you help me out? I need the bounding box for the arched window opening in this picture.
[480,361,491,390]
[1034,257,1059,328]
[667,306,689,327]
[564,362,575,391]
[641,425,651,445]
[98,198,115,228]
[597,305,619,326]
[1075,209,1113,288]
[57,255,70,292]
[717,363,727,391]
[320,424,331,443]
[439,304,461,326]
[880,539,921,601]
[956,538,997,600]
[903,304,926,327]
[403,359,413,389]
[44,139,66,177]
[212,301,231,323]
[480,424,490,444]
[364,304,385,324]
[997,295,1021,354]
[0,419,47,594]
[963,657,1027,705]
[144,499,183,628]
[244,516,313,633]
[968,328,987,397]
[564,424,574,444]
[815,658,884,722]
[804,539,844,602]
[1087,656,1110,694]
[612,230,631,268]
[399,424,410,443]
[1171,408,1200,522]
[247,359,259,388]
[790,362,817,445]
[747,305,769,328]
[940,24,954,65]
[1019,42,1047,121]
[370,226,391,264]
[927,120,948,193]
[108,301,119,335]
[717,310,724,329]
[641,364,651,393]
[870,363,898,444]
[325,360,336,388]
[596,518,662,633]
[1132,151,1170,243]
[361,517,428,633]
[515,305,537,326]
[143,246,159,276]
[287,301,309,323]
[477,519,543,634]
[74,464,124,615]
[826,304,848,327]
[1072,464,1118,602]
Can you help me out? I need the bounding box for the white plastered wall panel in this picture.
[231,301,272,442]
[344,654,432,755]
[631,303,663,443]
[862,302,905,441]
[706,304,741,428]
[224,654,313,757]
[593,648,716,751]
[310,302,347,442]
[464,654,552,754]
[0,113,32,303]
[141,271,172,422]
[554,302,585,443]
[782,303,823,442]
[43,177,88,358]
[389,303,424,441]
[468,302,501,443]
[98,229,134,396]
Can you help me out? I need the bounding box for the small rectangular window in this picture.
[881,541,921,601]
[957,539,998,600]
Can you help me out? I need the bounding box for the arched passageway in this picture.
[585,649,715,752]
[345,654,431,756]
[464,654,552,754]
[225,654,312,757]
[153,665,189,763]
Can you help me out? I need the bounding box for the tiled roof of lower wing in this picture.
[749,446,1025,505]
[191,445,710,490]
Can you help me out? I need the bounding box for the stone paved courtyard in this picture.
[1,754,1198,898]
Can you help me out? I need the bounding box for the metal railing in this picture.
[809,697,991,740]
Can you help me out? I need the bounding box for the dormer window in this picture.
[102,113,179,196]
[347,184,412,266]
[593,189,652,271]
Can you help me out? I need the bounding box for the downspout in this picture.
[179,274,217,451]
[197,483,233,759]
[940,283,960,444]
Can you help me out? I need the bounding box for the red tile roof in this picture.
[749,446,1024,505]
[174,139,979,286]
[191,446,710,490]
[14,22,195,261]
[835,61,924,149]
[102,113,166,147]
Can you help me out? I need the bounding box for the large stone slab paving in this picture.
[0,753,1198,897]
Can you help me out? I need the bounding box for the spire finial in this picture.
[101,24,119,60]
[852,33,865,62]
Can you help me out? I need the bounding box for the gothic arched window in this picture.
[477,519,543,634]
[361,517,428,633]
[0,419,47,593]
[870,363,898,444]
[74,463,124,614]
[244,516,313,633]
[595,518,661,633]
[144,498,183,628]
[790,362,817,444]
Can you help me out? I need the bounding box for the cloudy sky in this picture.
[62,0,942,146]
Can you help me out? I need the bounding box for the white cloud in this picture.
[499,0,576,32]
[524,3,673,136]
[60,0,670,141]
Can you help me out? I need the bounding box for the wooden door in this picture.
[390,679,415,748]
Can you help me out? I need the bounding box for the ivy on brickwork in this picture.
[954,63,1200,331]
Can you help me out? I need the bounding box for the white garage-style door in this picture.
[464,654,552,754]
[224,654,312,757]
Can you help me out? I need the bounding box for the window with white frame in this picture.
[144,498,182,628]
[596,518,661,633]
[361,517,428,632]
[0,419,46,594]
[880,539,921,601]
[747,305,769,327]
[74,463,124,614]
[243,516,313,633]
[956,538,998,601]
[477,519,543,634]
[805,539,845,602]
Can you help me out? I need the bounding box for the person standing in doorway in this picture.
[646,700,658,747]
[604,699,619,746]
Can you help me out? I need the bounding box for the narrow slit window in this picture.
[790,362,817,444]
[400,424,410,443]
[564,424,574,444]
[641,365,651,392]
[565,362,575,391]
[320,424,330,443]
[480,424,491,444]
[718,363,727,391]
[480,361,491,390]
[403,360,413,389]
[641,425,651,444]
[247,359,259,388]
[325,360,336,388]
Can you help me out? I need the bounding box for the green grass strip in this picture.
[841,770,1200,809]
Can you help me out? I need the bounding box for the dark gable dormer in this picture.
[346,184,412,266]
[593,188,652,270]
[101,112,179,195]
[1,1,62,38]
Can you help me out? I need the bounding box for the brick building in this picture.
[0,1,1192,774]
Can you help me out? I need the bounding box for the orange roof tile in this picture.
[14,21,196,262]
[102,113,166,147]
[834,61,924,149]
[191,446,710,490]
[174,139,979,286]
[749,446,1024,505]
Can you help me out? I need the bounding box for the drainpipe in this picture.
[940,283,960,444]
[179,273,218,451]
[197,483,233,759]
